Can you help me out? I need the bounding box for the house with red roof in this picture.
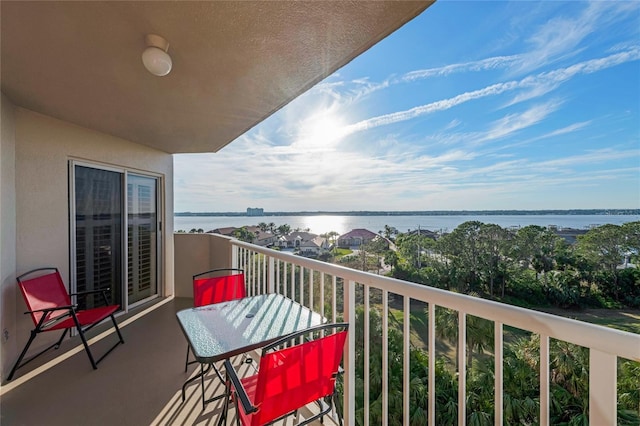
[337,228,379,248]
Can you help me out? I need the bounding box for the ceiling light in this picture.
[142,34,172,77]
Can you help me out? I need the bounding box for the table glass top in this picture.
[176,293,323,362]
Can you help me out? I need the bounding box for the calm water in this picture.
[174,214,639,235]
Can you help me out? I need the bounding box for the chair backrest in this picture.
[17,268,71,327]
[250,323,349,426]
[192,268,246,307]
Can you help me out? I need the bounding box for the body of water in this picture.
[174,214,639,236]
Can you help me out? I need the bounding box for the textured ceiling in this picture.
[1,1,432,154]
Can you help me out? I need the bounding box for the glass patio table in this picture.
[176,293,324,408]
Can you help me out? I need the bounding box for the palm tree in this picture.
[276,224,291,236]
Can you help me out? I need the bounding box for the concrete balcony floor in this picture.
[1,298,336,426]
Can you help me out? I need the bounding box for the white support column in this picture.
[403,296,410,426]
[267,256,275,293]
[540,334,549,426]
[364,285,370,426]
[332,276,337,323]
[428,303,436,426]
[299,266,304,305]
[309,269,314,309]
[343,279,356,426]
[589,349,617,425]
[231,243,238,269]
[458,312,466,426]
[494,322,503,426]
[382,289,389,425]
[320,272,325,322]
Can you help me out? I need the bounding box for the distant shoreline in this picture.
[175,209,639,217]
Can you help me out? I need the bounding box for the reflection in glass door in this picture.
[127,174,158,305]
[74,166,123,309]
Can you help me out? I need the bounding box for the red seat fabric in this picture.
[19,270,120,331]
[232,328,348,426]
[193,272,246,307]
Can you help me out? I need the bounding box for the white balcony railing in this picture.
[228,239,640,426]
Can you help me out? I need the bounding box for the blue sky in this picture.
[174,1,640,213]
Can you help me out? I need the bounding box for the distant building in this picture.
[550,227,588,244]
[209,227,237,236]
[299,236,330,257]
[276,231,318,249]
[210,225,277,246]
[246,207,264,216]
[406,228,439,240]
[337,228,378,248]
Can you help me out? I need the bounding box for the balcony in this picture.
[2,233,639,425]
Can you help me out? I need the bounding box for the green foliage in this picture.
[231,226,255,242]
[390,220,640,309]
[344,301,639,426]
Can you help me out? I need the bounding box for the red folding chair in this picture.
[221,323,349,426]
[184,268,247,373]
[182,268,247,408]
[8,267,124,381]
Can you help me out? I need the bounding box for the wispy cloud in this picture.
[401,55,523,81]
[339,47,638,138]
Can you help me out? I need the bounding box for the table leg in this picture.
[181,363,212,402]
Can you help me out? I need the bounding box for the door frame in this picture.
[69,160,163,313]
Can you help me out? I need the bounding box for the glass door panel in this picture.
[74,166,123,309]
[127,174,158,304]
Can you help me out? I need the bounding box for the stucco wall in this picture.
[1,94,18,379]
[173,233,233,298]
[7,108,175,376]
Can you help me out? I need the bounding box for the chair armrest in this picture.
[70,288,111,296]
[25,305,75,315]
[223,359,258,415]
[71,288,112,306]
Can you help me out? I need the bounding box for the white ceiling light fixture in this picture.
[142,34,172,77]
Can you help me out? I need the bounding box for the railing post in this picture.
[540,335,549,426]
[458,312,466,426]
[494,322,504,426]
[231,243,238,269]
[268,256,275,293]
[343,279,356,426]
[589,349,617,425]
[428,303,436,426]
[364,285,370,426]
[403,296,410,426]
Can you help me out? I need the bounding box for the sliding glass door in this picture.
[127,174,158,304]
[72,163,160,311]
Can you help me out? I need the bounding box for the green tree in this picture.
[396,232,435,269]
[384,250,399,273]
[276,224,291,236]
[232,226,256,243]
[478,223,511,296]
[437,221,484,293]
[381,225,399,242]
[576,224,627,301]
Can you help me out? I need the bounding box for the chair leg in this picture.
[7,329,69,381]
[111,314,125,344]
[72,314,98,369]
[7,331,37,381]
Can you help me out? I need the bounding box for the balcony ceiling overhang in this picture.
[1,1,432,154]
